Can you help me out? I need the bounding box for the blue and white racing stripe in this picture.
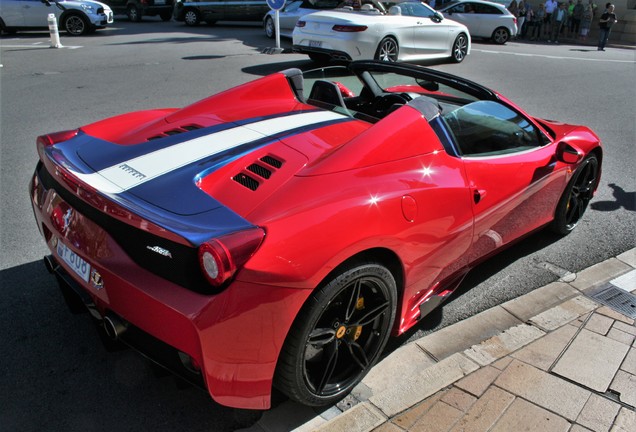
[69,110,348,195]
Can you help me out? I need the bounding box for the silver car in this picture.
[263,0,340,39]
[438,0,516,44]
[0,0,114,36]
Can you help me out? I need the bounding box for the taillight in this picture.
[513,17,518,25]
[296,20,306,28]
[198,228,265,287]
[332,25,368,32]
[37,129,79,160]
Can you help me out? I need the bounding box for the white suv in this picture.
[439,0,517,44]
[0,0,114,36]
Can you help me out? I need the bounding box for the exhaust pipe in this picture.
[43,255,57,273]
[103,313,128,340]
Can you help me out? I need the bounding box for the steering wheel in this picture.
[373,93,412,116]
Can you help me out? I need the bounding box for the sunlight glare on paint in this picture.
[368,194,380,206]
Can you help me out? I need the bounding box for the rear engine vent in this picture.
[232,173,259,191]
[147,124,202,141]
[247,163,272,179]
[260,155,283,169]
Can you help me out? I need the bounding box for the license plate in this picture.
[309,40,322,48]
[56,239,91,283]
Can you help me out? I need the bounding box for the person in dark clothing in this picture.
[598,3,617,50]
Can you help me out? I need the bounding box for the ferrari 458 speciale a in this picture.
[30,61,602,409]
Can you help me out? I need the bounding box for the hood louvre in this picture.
[147,124,202,141]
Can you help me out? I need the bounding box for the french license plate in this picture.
[56,239,91,283]
[309,40,322,48]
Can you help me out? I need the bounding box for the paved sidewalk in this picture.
[241,248,636,432]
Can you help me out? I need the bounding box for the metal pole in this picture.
[275,10,281,50]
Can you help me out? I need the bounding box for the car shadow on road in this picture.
[0,260,263,432]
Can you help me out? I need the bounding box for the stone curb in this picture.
[241,248,635,432]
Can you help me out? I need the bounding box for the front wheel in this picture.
[492,27,510,44]
[183,8,201,26]
[375,37,399,62]
[63,13,90,36]
[264,16,275,39]
[275,263,397,406]
[550,155,599,235]
[451,33,468,63]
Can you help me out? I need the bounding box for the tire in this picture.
[183,8,201,26]
[264,16,275,39]
[160,11,172,22]
[492,27,510,44]
[550,155,599,235]
[127,5,142,22]
[375,37,399,62]
[451,33,468,63]
[275,263,397,406]
[63,13,90,36]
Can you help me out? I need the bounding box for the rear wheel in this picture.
[183,8,200,26]
[275,263,397,406]
[375,37,399,62]
[451,33,468,63]
[492,27,510,44]
[127,5,142,22]
[551,155,599,235]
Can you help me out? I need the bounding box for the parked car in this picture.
[30,60,601,409]
[0,0,113,35]
[293,0,471,63]
[173,0,269,26]
[101,0,174,22]
[263,0,340,39]
[438,0,517,44]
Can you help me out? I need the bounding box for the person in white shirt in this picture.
[544,0,558,36]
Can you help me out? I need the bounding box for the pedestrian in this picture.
[529,3,546,40]
[571,0,584,36]
[579,2,593,40]
[544,0,558,37]
[598,3,617,50]
[517,1,528,37]
[509,0,519,17]
[549,2,568,43]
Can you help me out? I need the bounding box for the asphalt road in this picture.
[1,18,635,432]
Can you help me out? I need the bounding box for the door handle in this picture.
[473,189,487,204]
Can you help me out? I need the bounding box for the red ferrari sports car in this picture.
[30,61,602,409]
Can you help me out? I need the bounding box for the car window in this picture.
[442,101,544,157]
[397,2,436,17]
[474,4,503,14]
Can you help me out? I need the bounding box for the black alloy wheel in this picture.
[551,155,599,234]
[63,13,89,36]
[492,27,510,44]
[275,263,397,406]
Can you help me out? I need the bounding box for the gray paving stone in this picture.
[511,324,578,371]
[616,248,636,269]
[607,327,635,345]
[620,347,636,375]
[613,321,636,336]
[552,328,631,392]
[369,353,478,418]
[576,394,621,432]
[440,387,476,413]
[596,306,635,325]
[491,356,513,370]
[609,370,636,407]
[611,407,636,432]
[256,400,324,432]
[314,402,386,432]
[448,387,515,432]
[528,296,598,331]
[569,258,633,292]
[570,425,594,432]
[610,269,636,293]
[454,365,502,398]
[373,422,403,432]
[463,324,545,366]
[494,359,590,421]
[410,401,463,432]
[362,342,435,396]
[392,392,443,430]
[584,313,614,335]
[501,281,579,322]
[490,398,571,432]
[416,307,521,361]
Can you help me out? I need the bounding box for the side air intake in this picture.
[147,124,202,141]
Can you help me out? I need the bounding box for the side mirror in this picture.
[556,142,584,164]
[431,12,444,22]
